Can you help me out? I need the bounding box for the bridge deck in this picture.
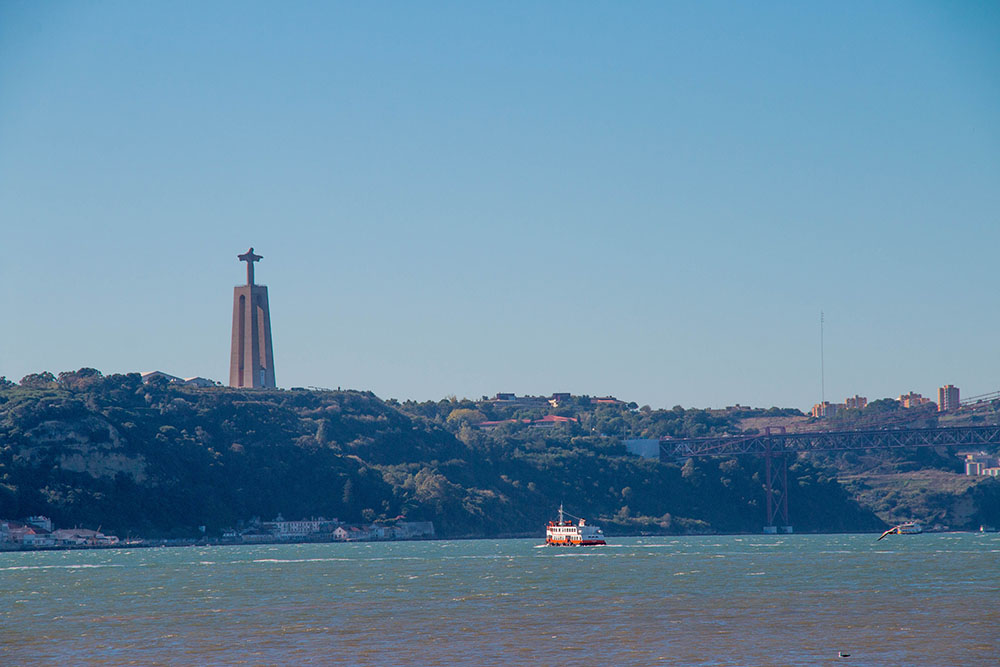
[660,425,1000,458]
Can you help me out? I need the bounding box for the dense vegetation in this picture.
[1,370,994,538]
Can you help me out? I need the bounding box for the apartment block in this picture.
[844,395,868,409]
[938,384,960,412]
[899,392,931,409]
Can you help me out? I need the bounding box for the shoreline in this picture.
[4,527,992,554]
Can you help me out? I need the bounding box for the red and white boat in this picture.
[545,504,606,546]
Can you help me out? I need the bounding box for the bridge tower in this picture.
[763,427,793,534]
[658,424,1000,533]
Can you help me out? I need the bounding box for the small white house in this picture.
[141,371,182,384]
[183,377,218,388]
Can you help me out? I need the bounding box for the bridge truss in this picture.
[657,425,1000,531]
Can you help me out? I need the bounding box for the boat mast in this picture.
[558,503,564,524]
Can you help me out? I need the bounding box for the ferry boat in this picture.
[545,504,606,546]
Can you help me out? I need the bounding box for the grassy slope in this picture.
[6,375,996,537]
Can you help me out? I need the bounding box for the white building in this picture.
[963,453,998,476]
[141,372,218,387]
[21,532,56,547]
[50,528,119,546]
[183,377,218,388]
[25,515,53,532]
[141,371,182,384]
[262,515,337,538]
[333,525,371,541]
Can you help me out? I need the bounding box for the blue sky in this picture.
[1,2,998,409]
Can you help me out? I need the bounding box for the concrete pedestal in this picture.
[229,284,275,388]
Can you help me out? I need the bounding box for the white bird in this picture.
[877,525,901,541]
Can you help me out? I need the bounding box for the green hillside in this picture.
[2,370,994,538]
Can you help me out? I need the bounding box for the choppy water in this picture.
[2,533,998,665]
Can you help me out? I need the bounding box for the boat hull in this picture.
[545,538,606,546]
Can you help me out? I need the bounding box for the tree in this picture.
[446,408,487,425]
[57,368,104,391]
[20,371,56,389]
[866,398,900,413]
[681,458,705,486]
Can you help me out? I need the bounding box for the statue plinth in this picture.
[229,248,276,388]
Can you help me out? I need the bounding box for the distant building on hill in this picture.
[141,371,219,387]
[476,415,578,430]
[142,370,182,384]
[530,415,578,429]
[844,395,868,410]
[183,377,218,388]
[898,392,932,409]
[811,401,840,418]
[593,396,624,406]
[489,393,549,407]
[548,392,572,407]
[938,385,960,412]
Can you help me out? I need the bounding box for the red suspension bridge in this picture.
[652,425,1000,532]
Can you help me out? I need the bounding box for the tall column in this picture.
[229,248,276,388]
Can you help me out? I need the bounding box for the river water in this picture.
[1,533,997,665]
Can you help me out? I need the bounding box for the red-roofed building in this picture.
[593,396,624,406]
[531,415,578,428]
[475,419,525,430]
[475,415,578,430]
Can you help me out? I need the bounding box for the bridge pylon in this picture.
[657,423,1000,534]
[763,427,793,534]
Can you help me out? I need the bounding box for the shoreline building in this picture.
[229,247,276,388]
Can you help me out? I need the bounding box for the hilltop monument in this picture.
[229,247,276,388]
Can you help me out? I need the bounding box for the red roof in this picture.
[475,419,525,427]
[534,415,578,423]
[475,415,578,428]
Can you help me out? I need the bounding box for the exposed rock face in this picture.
[19,417,147,483]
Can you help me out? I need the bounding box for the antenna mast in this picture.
[820,311,825,404]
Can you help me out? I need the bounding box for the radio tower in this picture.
[820,311,825,405]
